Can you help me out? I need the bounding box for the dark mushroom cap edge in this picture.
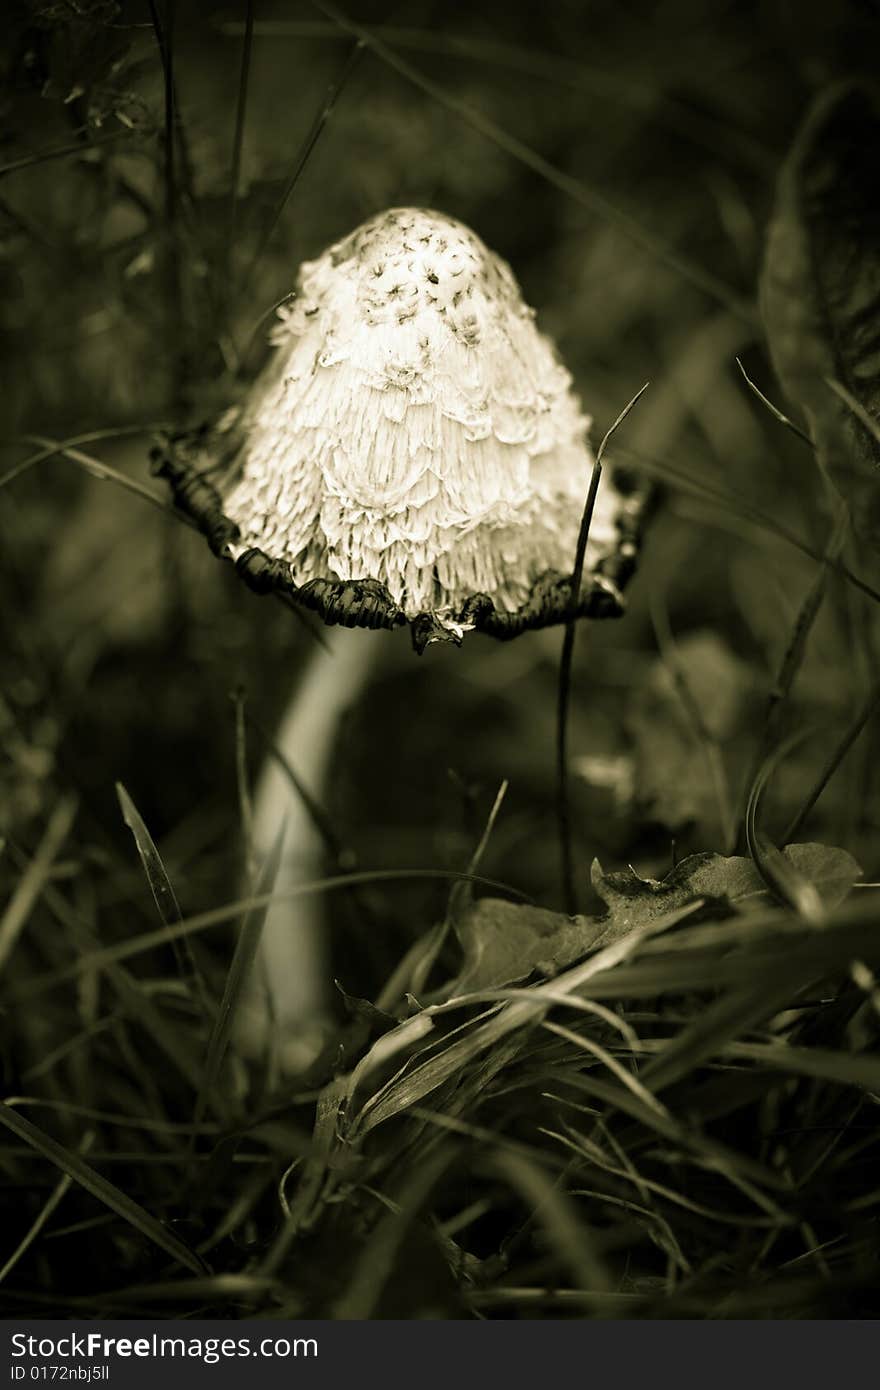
[151,429,651,655]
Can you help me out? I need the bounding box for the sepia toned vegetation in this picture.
[2,0,880,1318]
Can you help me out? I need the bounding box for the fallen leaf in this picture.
[446,843,862,996]
[782,842,863,912]
[452,900,607,992]
[593,842,862,925]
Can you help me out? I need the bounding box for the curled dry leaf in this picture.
[593,842,862,927]
[449,841,862,994]
[453,899,605,993]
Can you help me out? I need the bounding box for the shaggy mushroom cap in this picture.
[155,208,645,650]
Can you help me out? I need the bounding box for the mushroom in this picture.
[154,207,644,651]
[152,207,647,1063]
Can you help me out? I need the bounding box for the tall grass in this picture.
[1,0,879,1319]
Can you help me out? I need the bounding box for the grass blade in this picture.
[641,972,819,1094]
[493,1147,612,1296]
[826,376,880,448]
[727,1041,880,1093]
[735,356,813,447]
[0,796,77,973]
[738,506,849,833]
[312,2,755,322]
[13,867,528,1001]
[0,425,171,490]
[0,1103,207,1275]
[784,682,880,842]
[353,900,703,1135]
[381,781,515,1006]
[0,1131,93,1285]
[228,0,256,265]
[331,1146,454,1318]
[744,732,824,922]
[0,129,130,177]
[193,819,288,1126]
[241,38,363,293]
[3,436,191,526]
[117,781,209,1000]
[117,782,183,929]
[614,443,880,607]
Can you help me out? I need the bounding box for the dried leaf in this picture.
[761,83,880,538]
[782,842,863,911]
[335,980,398,1032]
[592,842,861,925]
[449,839,861,997]
[593,852,763,926]
[453,899,603,992]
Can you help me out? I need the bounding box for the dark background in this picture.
[2,1,880,1316]
[4,2,877,962]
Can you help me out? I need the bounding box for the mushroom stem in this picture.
[235,623,381,1069]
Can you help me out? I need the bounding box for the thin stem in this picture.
[556,463,602,916]
[239,39,363,297]
[0,129,131,179]
[311,1,756,324]
[0,425,171,490]
[3,433,332,648]
[229,0,256,270]
[735,356,812,448]
[149,0,186,413]
[736,505,849,844]
[614,443,880,607]
[233,290,296,382]
[556,383,650,914]
[826,377,880,448]
[743,729,823,922]
[10,435,194,525]
[12,866,532,1002]
[231,687,256,882]
[783,683,880,843]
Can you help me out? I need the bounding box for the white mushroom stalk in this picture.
[234,622,383,1069]
[153,207,647,1060]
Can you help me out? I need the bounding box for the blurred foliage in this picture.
[2,0,880,1320]
[762,82,880,541]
